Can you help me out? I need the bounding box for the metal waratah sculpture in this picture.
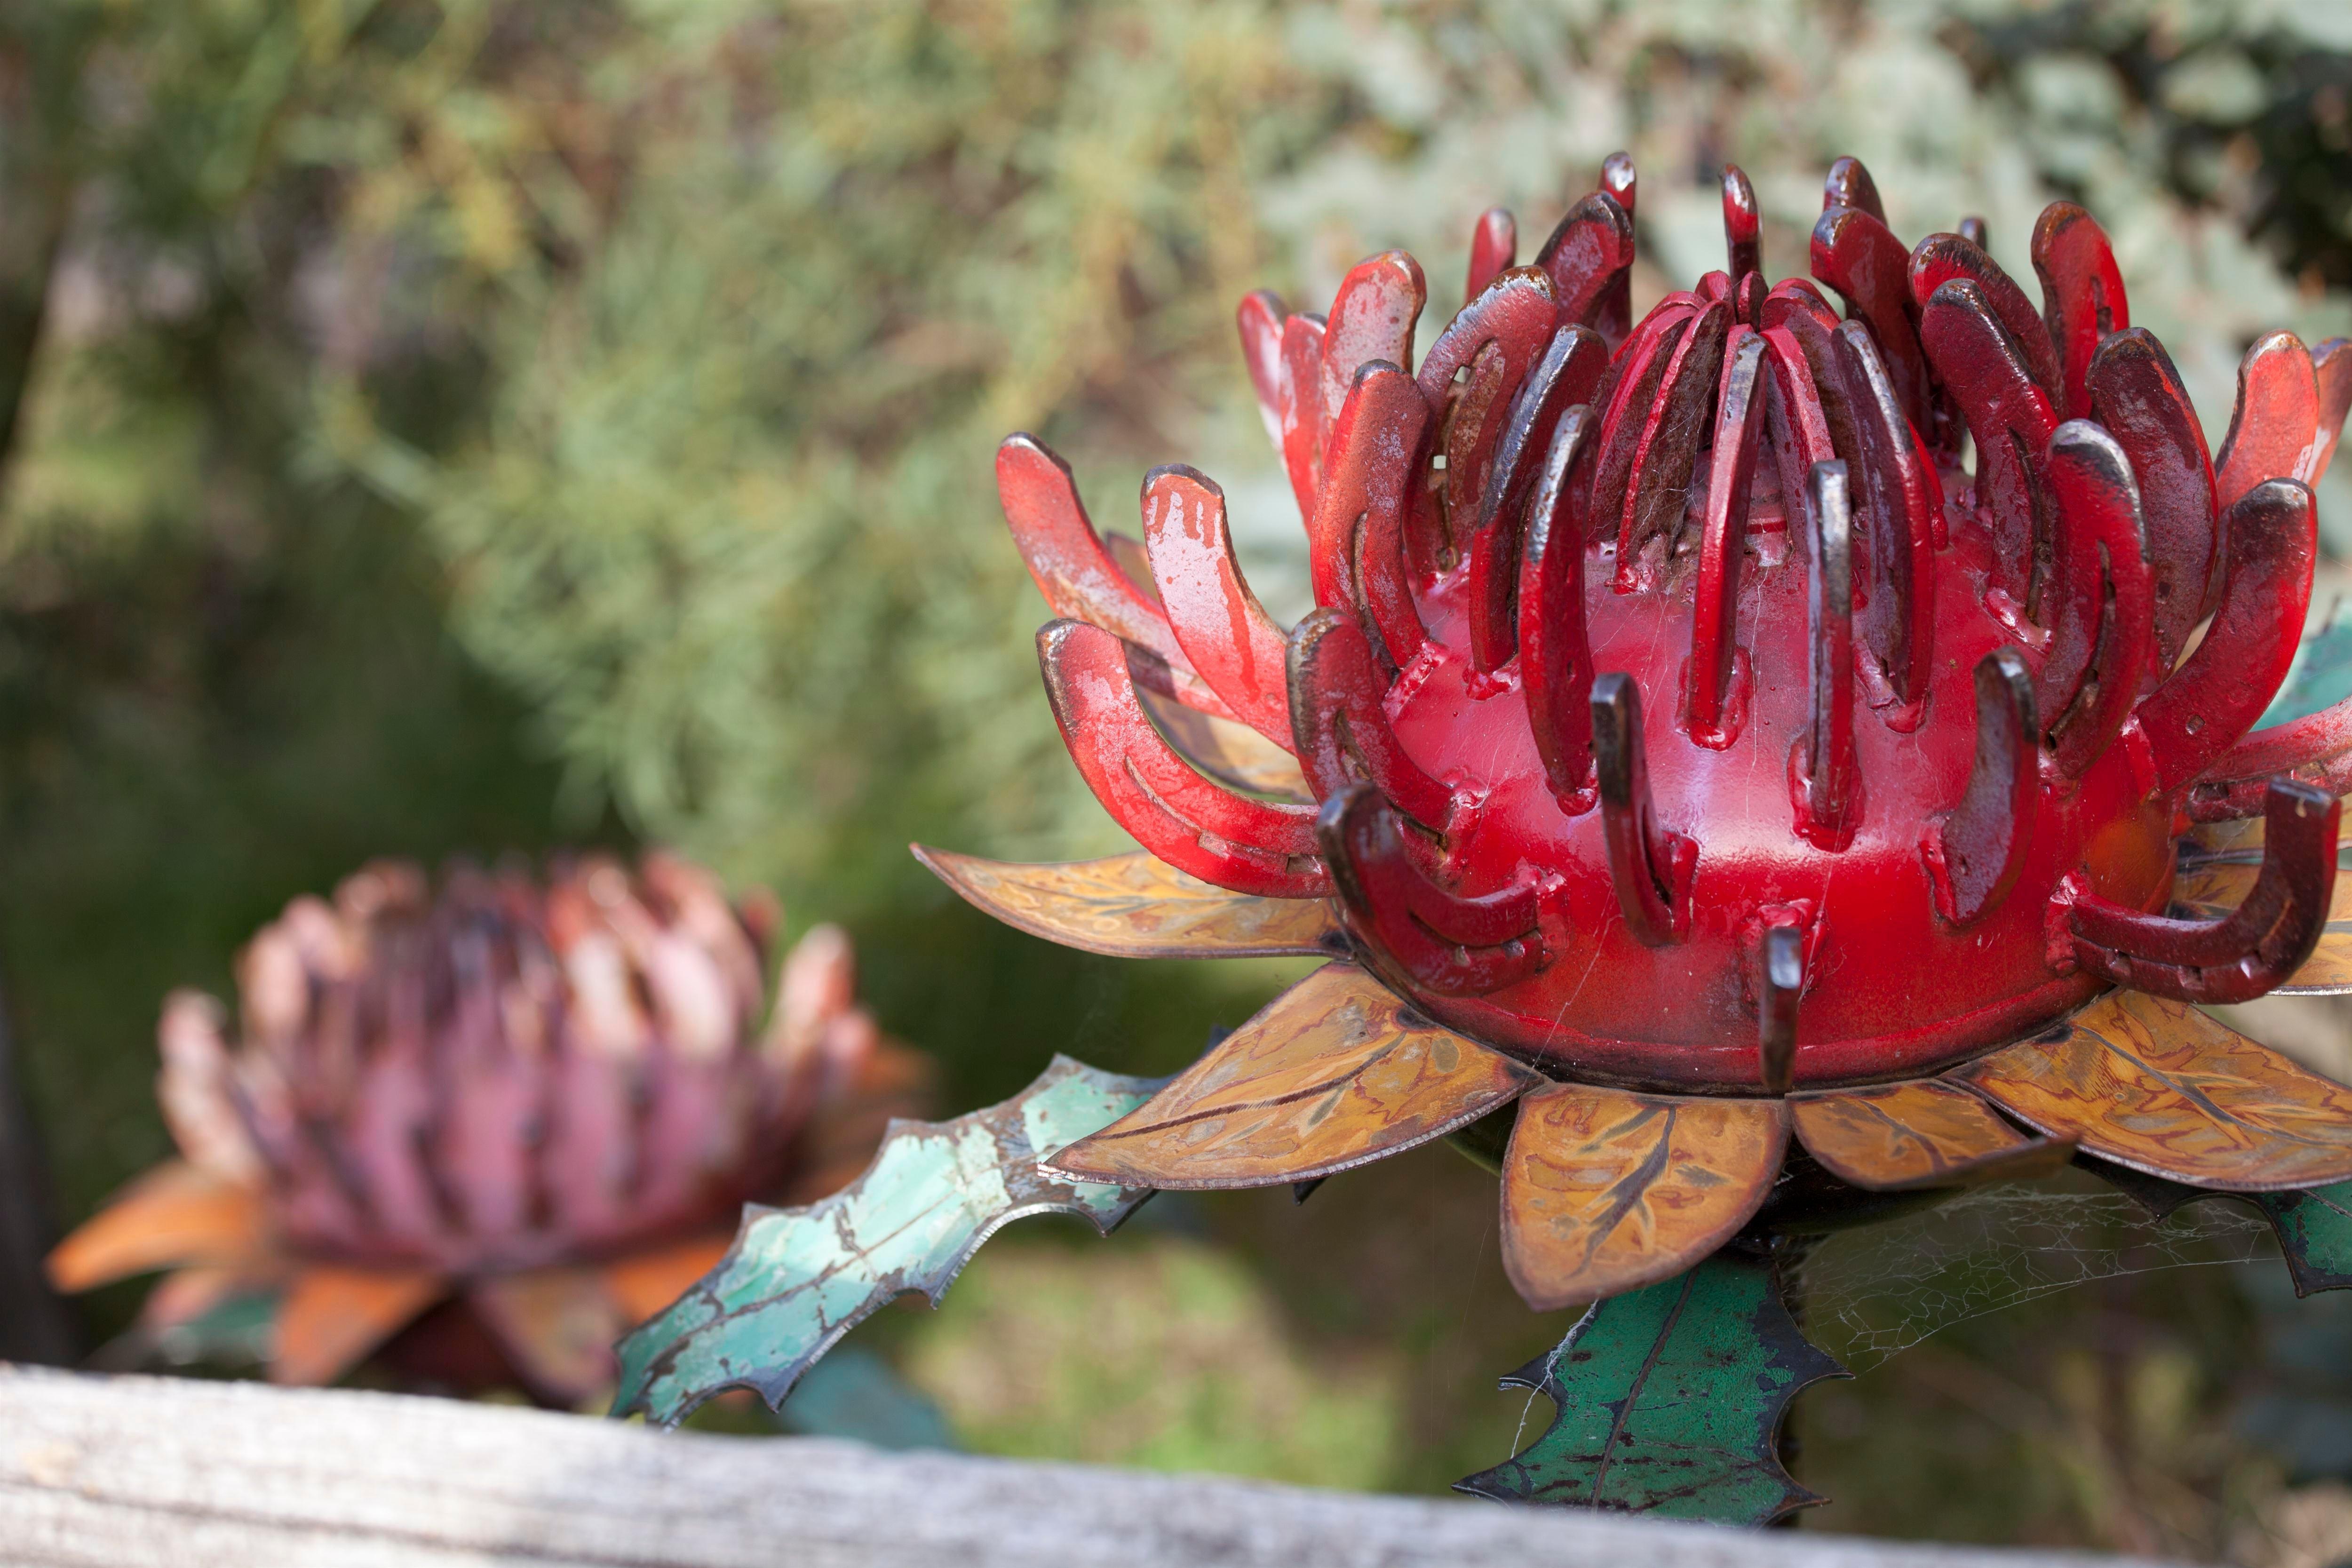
[613,153,2352,1519]
[49,852,926,1405]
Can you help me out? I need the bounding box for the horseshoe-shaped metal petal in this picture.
[2063,779,2339,1004]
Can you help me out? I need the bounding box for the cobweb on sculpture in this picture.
[1790,1185,2278,1371]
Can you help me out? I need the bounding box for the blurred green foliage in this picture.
[8,0,2352,1548]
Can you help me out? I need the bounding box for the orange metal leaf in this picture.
[1958,990,2352,1189]
[1041,961,1536,1189]
[468,1266,629,1405]
[912,846,1340,960]
[270,1264,445,1386]
[2175,816,2352,994]
[1791,1081,2073,1191]
[602,1235,736,1325]
[46,1161,268,1292]
[1501,1082,1786,1310]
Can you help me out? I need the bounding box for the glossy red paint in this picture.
[2087,328,2219,658]
[1141,465,1297,750]
[1908,232,2061,401]
[2065,780,2338,1003]
[1369,514,2164,1090]
[1532,192,1634,335]
[2217,332,2320,507]
[1812,205,1930,432]
[2030,202,2130,423]
[1465,208,1516,306]
[1005,154,2352,1097]
[1919,280,2058,613]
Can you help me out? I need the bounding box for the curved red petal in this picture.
[2030,202,2129,422]
[1038,620,1327,898]
[1141,465,1295,749]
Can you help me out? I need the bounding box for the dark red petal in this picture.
[1465,207,1517,307]
[1415,268,1560,572]
[2136,480,2317,794]
[1908,232,2061,402]
[1318,786,1544,997]
[1465,325,1609,675]
[1823,155,1885,221]
[1000,434,1226,715]
[1310,363,1434,670]
[1320,252,1427,427]
[1722,164,1762,289]
[2030,202,2129,422]
[2313,337,2352,485]
[1613,297,1730,586]
[1917,279,2058,615]
[1278,312,1330,523]
[1595,153,1639,347]
[1790,462,1860,851]
[1519,407,1599,812]
[1924,650,2038,926]
[2039,421,2157,778]
[2066,781,2337,1004]
[1832,324,1939,708]
[1236,289,1289,463]
[1583,304,1696,542]
[1687,328,1771,745]
[1287,608,1454,831]
[1532,192,1635,337]
[2087,327,2220,658]
[1812,205,1931,433]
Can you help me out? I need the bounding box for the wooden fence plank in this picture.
[0,1364,2173,1568]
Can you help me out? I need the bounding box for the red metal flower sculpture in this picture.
[922,152,2352,1310]
[49,853,926,1403]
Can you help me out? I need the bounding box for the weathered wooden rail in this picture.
[0,1364,2169,1568]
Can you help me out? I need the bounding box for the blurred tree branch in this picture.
[0,0,101,1364]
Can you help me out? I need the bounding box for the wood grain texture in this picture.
[912,847,1339,961]
[0,1366,2169,1568]
[1501,1082,1786,1310]
[2175,817,2352,994]
[1791,1082,2072,1192]
[1042,962,1536,1189]
[1960,990,2352,1189]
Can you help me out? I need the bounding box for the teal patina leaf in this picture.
[2079,1156,2352,1300]
[2253,1181,2352,1295]
[2259,610,2352,728]
[1455,1249,1846,1524]
[610,1055,1166,1426]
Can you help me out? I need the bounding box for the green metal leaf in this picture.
[1456,1249,1846,1524]
[2079,1154,2352,1298]
[2251,1182,2352,1296]
[610,1054,1166,1426]
[2259,610,2352,727]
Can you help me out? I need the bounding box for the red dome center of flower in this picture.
[1000,154,2346,1097]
